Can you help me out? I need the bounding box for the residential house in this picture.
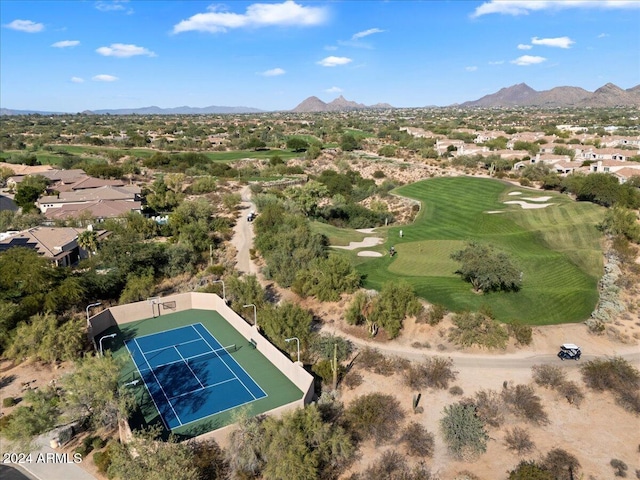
[0,227,108,266]
[38,185,141,217]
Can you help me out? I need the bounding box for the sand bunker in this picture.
[504,200,553,209]
[486,211,505,214]
[357,251,383,257]
[333,237,384,250]
[508,191,523,196]
[523,196,552,202]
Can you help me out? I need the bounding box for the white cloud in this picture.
[95,1,133,14]
[325,86,343,93]
[465,66,478,72]
[517,44,532,50]
[173,1,327,34]
[352,28,384,40]
[598,33,609,38]
[317,56,352,67]
[511,55,547,66]
[71,77,84,83]
[324,45,338,51]
[472,0,640,17]
[92,74,118,82]
[489,60,505,65]
[531,36,574,48]
[52,40,80,48]
[96,43,156,58]
[4,19,44,33]
[260,68,285,76]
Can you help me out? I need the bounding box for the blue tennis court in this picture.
[125,323,267,429]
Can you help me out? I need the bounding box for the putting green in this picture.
[357,177,605,325]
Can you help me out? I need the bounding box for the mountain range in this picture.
[460,82,640,108]
[1,82,638,115]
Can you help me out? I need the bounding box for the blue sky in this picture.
[1,0,639,112]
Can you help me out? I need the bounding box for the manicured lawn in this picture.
[201,149,301,162]
[356,177,605,325]
[310,221,368,246]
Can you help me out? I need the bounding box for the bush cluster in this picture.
[581,356,640,414]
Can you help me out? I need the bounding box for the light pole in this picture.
[99,333,117,356]
[243,304,257,329]
[285,337,300,364]
[85,302,101,325]
[212,279,226,302]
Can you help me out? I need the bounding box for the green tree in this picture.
[286,137,310,152]
[599,206,640,243]
[292,254,361,301]
[119,271,155,304]
[62,353,134,429]
[225,410,265,478]
[107,428,200,480]
[259,302,313,351]
[369,281,423,339]
[439,402,488,459]
[284,181,329,217]
[14,185,42,213]
[5,313,84,363]
[0,387,60,449]
[260,404,353,480]
[340,133,360,151]
[77,229,98,257]
[451,241,522,293]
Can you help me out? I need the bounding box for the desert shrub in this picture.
[449,386,464,396]
[190,439,229,480]
[508,461,554,480]
[468,389,505,427]
[542,448,581,480]
[581,357,640,391]
[344,393,404,445]
[449,311,509,349]
[342,371,363,389]
[440,402,488,459]
[581,356,640,413]
[532,364,567,389]
[2,397,16,408]
[358,450,434,480]
[357,348,407,376]
[507,322,533,345]
[400,422,435,457]
[558,381,584,407]
[372,170,386,179]
[611,459,628,477]
[426,304,447,325]
[91,436,106,450]
[93,445,113,475]
[405,356,457,390]
[504,427,535,455]
[502,384,548,425]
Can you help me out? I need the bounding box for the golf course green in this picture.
[356,177,605,325]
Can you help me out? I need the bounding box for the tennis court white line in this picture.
[134,338,184,427]
[196,323,267,399]
[174,346,205,389]
[191,324,257,401]
[134,323,201,341]
[168,378,236,401]
[125,340,170,431]
[143,337,202,354]
[136,347,235,371]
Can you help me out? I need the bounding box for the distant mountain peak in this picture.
[292,95,393,112]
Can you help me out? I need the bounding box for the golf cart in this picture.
[558,343,581,361]
[247,211,257,222]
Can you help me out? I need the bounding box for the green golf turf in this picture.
[357,177,605,325]
[107,309,303,438]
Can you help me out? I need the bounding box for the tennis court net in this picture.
[185,344,236,366]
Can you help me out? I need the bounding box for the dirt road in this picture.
[230,185,258,275]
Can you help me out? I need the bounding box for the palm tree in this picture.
[77,229,98,257]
